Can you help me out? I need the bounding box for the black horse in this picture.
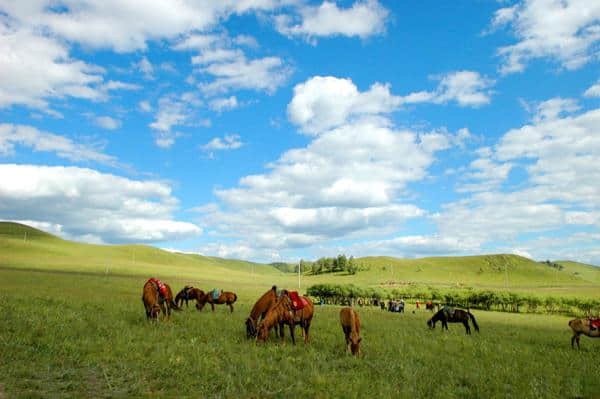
[427,308,480,334]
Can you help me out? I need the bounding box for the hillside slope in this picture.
[0,222,282,283]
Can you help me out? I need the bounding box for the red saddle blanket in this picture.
[289,291,308,310]
[590,318,600,329]
[147,278,168,298]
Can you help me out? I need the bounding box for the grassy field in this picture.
[2,222,600,397]
[2,267,600,398]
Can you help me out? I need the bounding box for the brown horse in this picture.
[569,318,600,349]
[256,291,313,344]
[197,290,238,312]
[340,307,361,355]
[246,285,278,338]
[142,280,179,320]
[427,308,479,334]
[175,286,205,308]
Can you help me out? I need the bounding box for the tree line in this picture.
[306,283,600,317]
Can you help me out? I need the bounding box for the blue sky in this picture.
[1,0,600,264]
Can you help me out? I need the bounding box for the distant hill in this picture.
[1,222,598,295]
[0,221,281,283]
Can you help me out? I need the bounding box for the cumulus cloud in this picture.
[491,0,600,73]
[288,73,494,135]
[0,27,104,112]
[149,96,192,148]
[0,123,120,167]
[0,164,201,243]
[433,103,600,263]
[275,0,389,41]
[201,134,243,151]
[584,79,600,98]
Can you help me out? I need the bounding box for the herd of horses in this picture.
[142,279,599,352]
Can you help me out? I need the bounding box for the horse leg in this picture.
[464,320,471,334]
[229,302,234,313]
[304,321,311,343]
[279,321,285,341]
[289,323,296,345]
[210,302,215,312]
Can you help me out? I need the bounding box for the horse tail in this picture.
[233,293,238,303]
[468,312,479,332]
[271,285,277,292]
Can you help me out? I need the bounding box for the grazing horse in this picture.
[246,285,278,338]
[427,308,479,334]
[142,279,179,321]
[568,318,600,349]
[256,291,314,344]
[197,290,238,312]
[175,287,205,308]
[340,307,361,355]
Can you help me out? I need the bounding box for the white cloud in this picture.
[197,54,292,95]
[101,80,141,91]
[0,123,120,167]
[584,79,600,98]
[275,0,389,41]
[491,0,600,73]
[0,164,201,243]
[433,104,600,262]
[136,57,154,80]
[94,116,122,130]
[1,1,285,53]
[201,134,243,151]
[209,96,239,112]
[0,27,104,112]
[288,76,402,134]
[138,100,152,112]
[288,73,494,135]
[149,96,193,148]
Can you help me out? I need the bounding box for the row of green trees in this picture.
[298,254,360,275]
[306,283,600,316]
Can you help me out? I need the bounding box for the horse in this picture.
[568,318,600,349]
[245,285,278,338]
[142,279,179,321]
[256,291,314,344]
[196,290,238,312]
[425,301,435,311]
[427,308,479,334]
[340,307,361,355]
[175,287,205,308]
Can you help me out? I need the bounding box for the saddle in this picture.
[147,278,168,299]
[211,289,221,300]
[288,291,308,311]
[589,318,600,330]
[443,305,455,319]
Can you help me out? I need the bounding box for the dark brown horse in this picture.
[340,307,361,355]
[197,290,238,312]
[569,318,600,349]
[256,291,313,344]
[142,280,179,320]
[427,308,479,334]
[175,286,205,308]
[246,285,278,338]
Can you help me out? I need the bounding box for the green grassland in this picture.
[2,222,600,397]
[2,267,600,398]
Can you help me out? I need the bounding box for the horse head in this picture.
[427,318,434,329]
[350,335,362,355]
[246,317,257,338]
[151,304,162,319]
[255,321,269,342]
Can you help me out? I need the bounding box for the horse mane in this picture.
[260,294,293,330]
[249,286,277,320]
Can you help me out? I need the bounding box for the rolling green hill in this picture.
[1,222,598,296]
[0,222,284,285]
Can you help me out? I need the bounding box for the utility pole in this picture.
[298,261,301,290]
